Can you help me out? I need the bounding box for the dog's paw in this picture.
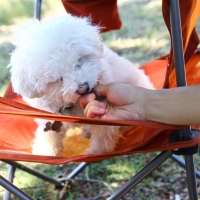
[84,126,121,154]
[32,123,67,156]
[44,121,63,132]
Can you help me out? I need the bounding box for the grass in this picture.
[0,1,57,25]
[0,0,200,199]
[1,153,198,199]
[0,42,13,95]
[102,0,170,64]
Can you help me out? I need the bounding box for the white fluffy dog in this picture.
[9,14,154,156]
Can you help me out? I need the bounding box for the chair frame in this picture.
[0,0,199,199]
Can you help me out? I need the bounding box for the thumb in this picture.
[93,83,110,97]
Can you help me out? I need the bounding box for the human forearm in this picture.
[144,85,200,125]
[79,83,200,126]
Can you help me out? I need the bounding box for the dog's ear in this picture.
[84,17,104,56]
[9,20,45,99]
[10,73,43,99]
[9,53,43,99]
[65,15,104,57]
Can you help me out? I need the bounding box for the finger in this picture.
[84,100,107,118]
[79,93,96,108]
[84,100,107,115]
[86,105,106,118]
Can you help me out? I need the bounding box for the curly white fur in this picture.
[9,14,154,156]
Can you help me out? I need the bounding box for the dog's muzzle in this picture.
[76,82,90,95]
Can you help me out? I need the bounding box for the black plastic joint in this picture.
[173,146,198,155]
[169,129,199,155]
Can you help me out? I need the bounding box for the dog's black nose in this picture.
[77,82,90,95]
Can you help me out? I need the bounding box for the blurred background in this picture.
[0,0,200,199]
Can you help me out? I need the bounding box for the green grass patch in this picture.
[0,1,56,25]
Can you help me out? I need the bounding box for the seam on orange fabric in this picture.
[189,0,199,45]
[0,96,50,113]
[0,109,186,130]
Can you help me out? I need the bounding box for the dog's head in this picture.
[9,14,104,108]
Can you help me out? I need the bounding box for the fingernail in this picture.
[99,107,105,112]
[99,102,106,108]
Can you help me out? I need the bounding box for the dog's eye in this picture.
[75,64,81,70]
[75,57,83,70]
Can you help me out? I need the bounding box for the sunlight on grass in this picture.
[108,37,169,52]
[146,0,162,9]
[102,0,170,65]
[0,0,65,25]
[0,1,34,25]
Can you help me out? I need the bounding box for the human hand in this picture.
[79,82,147,121]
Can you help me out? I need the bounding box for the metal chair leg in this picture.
[185,155,198,200]
[67,162,88,179]
[0,175,33,200]
[171,154,200,178]
[108,151,173,200]
[34,0,42,20]
[3,165,16,200]
[169,0,198,199]
[3,161,64,189]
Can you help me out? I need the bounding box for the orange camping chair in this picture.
[0,0,200,199]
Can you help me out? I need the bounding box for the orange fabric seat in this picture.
[0,0,200,164]
[0,54,199,164]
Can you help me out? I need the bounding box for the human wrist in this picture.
[144,88,174,124]
[131,86,151,121]
[142,89,164,122]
